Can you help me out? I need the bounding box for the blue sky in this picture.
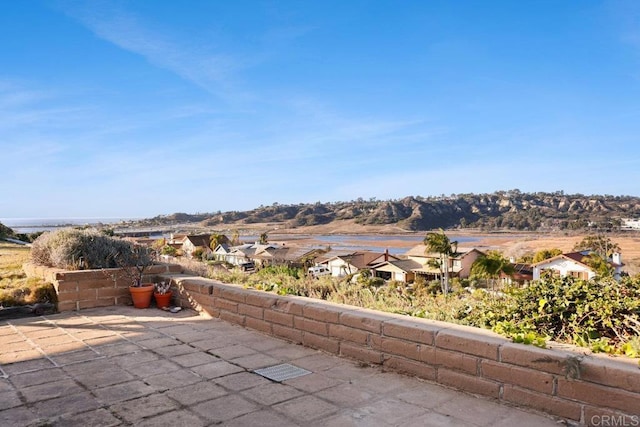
[2,1,639,219]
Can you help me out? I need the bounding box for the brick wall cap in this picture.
[435,322,506,339]
[383,317,449,332]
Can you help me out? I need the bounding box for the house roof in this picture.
[184,234,211,248]
[375,259,423,273]
[253,244,282,255]
[316,250,358,264]
[282,247,326,262]
[532,250,624,270]
[213,243,230,253]
[330,251,388,269]
[229,245,256,257]
[227,243,282,258]
[404,244,482,259]
[510,263,533,275]
[500,263,533,279]
[252,247,289,260]
[532,251,592,268]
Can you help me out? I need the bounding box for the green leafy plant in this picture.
[457,276,640,355]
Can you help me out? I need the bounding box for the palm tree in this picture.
[471,251,515,291]
[424,229,458,295]
[231,229,240,246]
[209,233,230,251]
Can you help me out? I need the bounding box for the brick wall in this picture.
[23,262,181,311]
[24,264,640,424]
[165,272,640,425]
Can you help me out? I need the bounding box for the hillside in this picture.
[135,190,640,232]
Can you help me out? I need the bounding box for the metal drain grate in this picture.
[253,363,312,382]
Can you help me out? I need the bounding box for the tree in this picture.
[0,222,14,239]
[209,233,230,250]
[152,238,166,251]
[581,252,614,278]
[471,251,515,290]
[573,234,621,278]
[231,229,240,246]
[532,248,563,263]
[424,229,458,295]
[161,245,177,256]
[573,234,620,259]
[259,232,269,244]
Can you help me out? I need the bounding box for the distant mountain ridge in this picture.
[138,190,640,232]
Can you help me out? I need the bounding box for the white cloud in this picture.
[59,1,253,103]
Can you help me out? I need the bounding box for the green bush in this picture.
[161,245,177,256]
[255,265,301,279]
[197,255,640,358]
[30,228,141,270]
[457,276,640,354]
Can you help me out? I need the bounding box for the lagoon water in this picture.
[0,218,137,234]
[2,218,483,255]
[245,233,482,255]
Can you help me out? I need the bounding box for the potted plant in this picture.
[154,281,172,309]
[108,245,156,309]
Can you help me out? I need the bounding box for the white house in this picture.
[621,218,640,230]
[322,251,395,277]
[532,251,624,280]
[211,243,231,261]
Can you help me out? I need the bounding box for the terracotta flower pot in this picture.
[129,284,154,309]
[154,291,172,309]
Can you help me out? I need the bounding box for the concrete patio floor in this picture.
[0,306,568,426]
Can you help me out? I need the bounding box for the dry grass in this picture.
[0,242,56,306]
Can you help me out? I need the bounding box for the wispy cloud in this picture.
[59,1,254,103]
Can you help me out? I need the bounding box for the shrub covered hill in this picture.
[139,190,640,232]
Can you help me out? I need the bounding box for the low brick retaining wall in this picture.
[24,264,640,424]
[23,262,181,311]
[165,273,640,425]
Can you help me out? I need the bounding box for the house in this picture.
[321,250,397,277]
[181,234,213,258]
[621,218,640,230]
[225,244,258,266]
[532,251,624,280]
[168,234,186,244]
[404,244,485,280]
[374,259,423,283]
[251,245,289,267]
[223,243,284,266]
[500,263,533,286]
[211,243,231,261]
[262,247,328,269]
